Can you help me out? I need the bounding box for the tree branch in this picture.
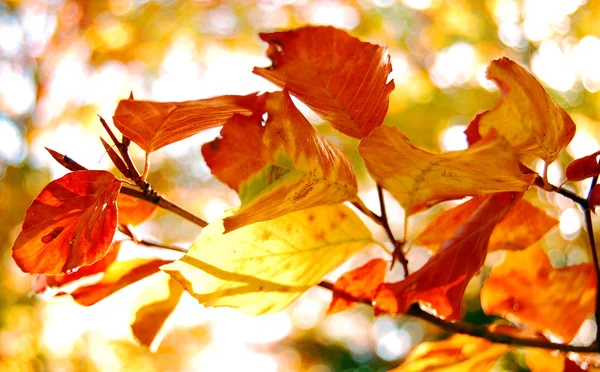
[541,181,588,208]
[117,224,188,253]
[585,176,600,347]
[377,185,409,277]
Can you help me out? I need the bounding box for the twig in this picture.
[317,280,597,353]
[585,176,600,348]
[377,185,409,277]
[46,148,208,228]
[540,181,588,208]
[351,200,382,226]
[118,224,188,253]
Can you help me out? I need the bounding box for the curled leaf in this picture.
[359,126,533,214]
[416,197,557,253]
[202,91,357,232]
[113,93,263,153]
[162,204,374,315]
[481,244,595,342]
[13,170,121,274]
[375,192,518,320]
[589,184,600,210]
[566,151,600,181]
[328,258,387,314]
[465,57,575,164]
[253,26,394,139]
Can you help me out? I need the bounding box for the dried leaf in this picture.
[13,170,122,274]
[113,93,262,153]
[481,244,595,342]
[202,91,357,232]
[465,58,575,164]
[416,197,557,253]
[375,192,517,320]
[130,273,183,350]
[162,204,374,315]
[117,194,158,226]
[359,126,533,214]
[566,151,600,181]
[67,257,173,306]
[253,26,394,139]
[391,334,509,372]
[328,258,387,314]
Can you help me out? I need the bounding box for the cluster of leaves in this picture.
[11,26,600,370]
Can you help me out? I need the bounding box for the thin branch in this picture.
[585,176,600,347]
[351,200,383,226]
[541,181,588,208]
[317,281,597,353]
[118,224,188,253]
[377,185,409,277]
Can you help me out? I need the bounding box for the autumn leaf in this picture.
[590,184,600,209]
[253,26,394,139]
[465,57,575,165]
[391,334,509,372]
[66,257,173,306]
[162,204,374,315]
[34,241,121,293]
[202,90,357,232]
[117,194,158,226]
[359,126,533,214]
[12,170,122,274]
[566,150,600,181]
[525,349,583,372]
[416,197,557,253]
[481,244,595,342]
[328,258,387,314]
[113,93,263,153]
[130,273,183,350]
[375,192,517,320]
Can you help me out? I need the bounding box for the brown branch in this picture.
[351,200,383,226]
[46,149,208,228]
[317,280,597,353]
[118,224,188,253]
[377,185,409,277]
[585,176,600,347]
[540,180,588,208]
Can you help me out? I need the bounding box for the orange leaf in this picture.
[66,257,173,306]
[525,349,583,372]
[391,334,509,371]
[113,93,263,153]
[34,241,121,293]
[481,244,595,342]
[375,192,517,320]
[253,26,394,139]
[566,151,600,181]
[359,126,533,214]
[117,194,158,225]
[465,58,575,164]
[130,274,183,350]
[328,258,387,314]
[416,197,557,253]
[202,90,357,232]
[12,170,122,274]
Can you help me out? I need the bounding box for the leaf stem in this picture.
[585,176,600,349]
[351,200,383,226]
[317,280,597,353]
[541,181,588,208]
[117,224,188,253]
[377,185,409,277]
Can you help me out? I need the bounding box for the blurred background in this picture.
[1,0,600,371]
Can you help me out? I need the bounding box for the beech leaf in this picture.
[253,26,394,139]
[202,90,358,232]
[481,244,595,342]
[359,126,533,214]
[130,273,183,350]
[465,57,576,164]
[113,93,263,153]
[12,170,122,274]
[117,194,158,226]
[162,204,374,315]
[328,258,387,314]
[375,192,518,320]
[566,150,600,181]
[416,197,557,253]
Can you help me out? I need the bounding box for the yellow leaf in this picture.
[465,57,575,164]
[481,244,595,342]
[162,204,374,315]
[392,334,509,372]
[130,273,183,351]
[202,91,358,232]
[358,126,534,214]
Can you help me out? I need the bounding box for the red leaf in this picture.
[565,150,600,181]
[328,258,387,314]
[590,184,600,210]
[35,241,121,293]
[12,170,122,274]
[253,26,394,139]
[375,192,518,320]
[113,93,264,153]
[117,194,158,226]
